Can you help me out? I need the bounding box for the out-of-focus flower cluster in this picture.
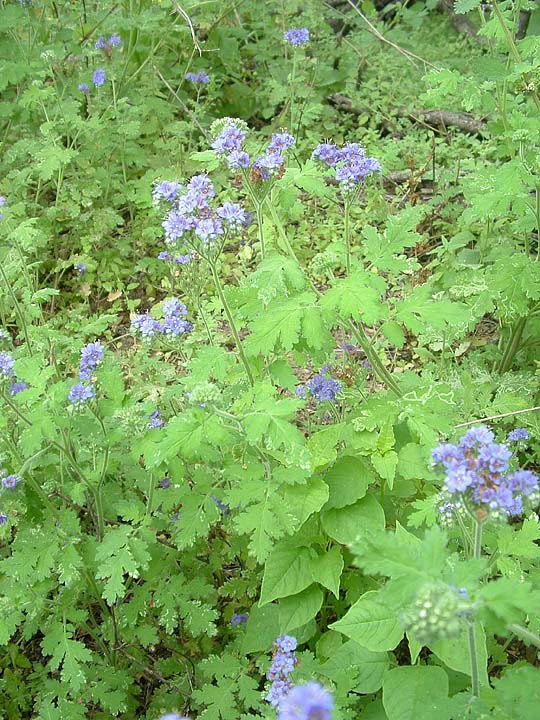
[68,341,104,405]
[1,470,21,491]
[278,682,333,720]
[210,118,295,182]
[312,141,380,194]
[94,34,122,50]
[0,350,27,397]
[283,28,310,46]
[402,582,473,645]
[296,367,342,404]
[432,425,539,520]
[185,71,209,84]
[131,297,193,340]
[0,195,6,221]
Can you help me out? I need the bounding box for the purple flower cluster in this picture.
[155,173,247,255]
[69,342,104,405]
[185,71,209,84]
[266,635,297,707]
[0,195,6,221]
[278,682,333,720]
[0,351,27,396]
[507,428,529,443]
[211,495,231,515]
[158,715,190,720]
[284,28,310,46]
[148,409,164,430]
[231,612,249,626]
[75,262,87,274]
[131,297,193,340]
[158,251,191,264]
[297,367,342,403]
[211,121,295,181]
[95,34,122,50]
[312,141,381,193]
[432,425,540,518]
[92,68,106,87]
[1,473,21,490]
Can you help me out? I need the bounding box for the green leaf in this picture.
[383,666,450,720]
[95,527,151,604]
[322,494,385,545]
[331,590,404,651]
[371,451,398,489]
[320,271,387,325]
[283,479,329,527]
[259,546,314,606]
[321,639,389,694]
[279,585,323,633]
[454,0,481,14]
[242,604,281,654]
[429,623,488,684]
[311,546,344,598]
[324,456,374,508]
[41,622,93,693]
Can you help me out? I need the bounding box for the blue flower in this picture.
[231,612,249,626]
[312,141,380,192]
[0,351,15,378]
[185,71,209,84]
[148,410,164,429]
[158,715,190,720]
[507,428,529,443]
[277,682,333,720]
[108,34,122,47]
[226,150,250,169]
[217,201,246,228]
[163,211,194,243]
[306,369,342,403]
[94,36,108,50]
[92,68,106,87]
[269,132,295,153]
[211,126,246,154]
[79,342,104,381]
[284,28,310,46]
[0,195,5,221]
[153,180,182,204]
[2,474,20,490]
[9,381,27,396]
[68,383,95,404]
[76,262,87,274]
[78,83,90,94]
[0,513,8,525]
[194,217,223,244]
[266,635,298,706]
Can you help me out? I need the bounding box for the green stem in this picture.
[0,259,33,354]
[346,320,402,396]
[498,316,527,373]
[344,199,352,275]
[255,201,266,260]
[492,0,540,113]
[508,623,540,649]
[209,263,254,385]
[468,520,483,699]
[290,52,297,131]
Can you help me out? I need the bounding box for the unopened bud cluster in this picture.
[402,582,473,644]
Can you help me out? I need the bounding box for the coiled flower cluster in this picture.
[266,634,298,707]
[402,582,472,644]
[154,173,247,261]
[432,425,539,520]
[131,298,193,340]
[68,341,104,405]
[312,141,380,195]
[210,118,295,183]
[283,28,310,46]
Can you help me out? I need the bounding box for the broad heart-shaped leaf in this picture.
[259,546,315,606]
[322,494,385,545]
[319,271,388,325]
[429,623,488,684]
[311,545,343,598]
[283,479,329,527]
[383,666,451,720]
[324,456,374,509]
[371,451,398,490]
[331,590,404,651]
[278,584,323,634]
[241,604,280,654]
[320,639,389,694]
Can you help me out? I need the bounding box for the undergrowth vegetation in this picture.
[1,0,540,718]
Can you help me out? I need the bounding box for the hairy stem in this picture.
[209,262,254,385]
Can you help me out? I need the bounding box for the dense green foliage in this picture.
[1,1,540,718]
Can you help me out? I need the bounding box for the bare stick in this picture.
[171,1,203,56]
[455,406,540,428]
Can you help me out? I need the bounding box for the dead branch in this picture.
[439,0,488,44]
